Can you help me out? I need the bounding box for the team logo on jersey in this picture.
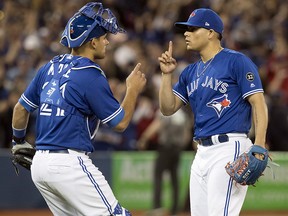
[47,87,56,97]
[246,72,254,82]
[206,94,231,117]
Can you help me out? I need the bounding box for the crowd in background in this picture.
[0,0,288,151]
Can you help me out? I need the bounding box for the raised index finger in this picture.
[132,63,141,73]
[168,41,173,56]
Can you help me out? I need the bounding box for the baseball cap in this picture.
[60,2,125,48]
[175,8,224,35]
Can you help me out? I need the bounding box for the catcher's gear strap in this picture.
[39,56,84,118]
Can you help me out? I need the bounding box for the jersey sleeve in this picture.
[173,67,190,105]
[19,64,50,112]
[232,54,264,99]
[84,75,124,128]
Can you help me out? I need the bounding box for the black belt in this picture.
[49,149,69,154]
[196,134,229,146]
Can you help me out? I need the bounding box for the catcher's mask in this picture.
[60,2,125,48]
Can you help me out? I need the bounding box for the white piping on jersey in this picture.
[172,89,189,105]
[102,107,123,124]
[91,120,100,139]
[242,89,264,99]
[21,94,38,109]
[86,118,101,140]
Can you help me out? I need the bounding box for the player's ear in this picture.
[90,38,97,49]
[208,29,216,39]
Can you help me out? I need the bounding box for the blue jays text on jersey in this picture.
[173,48,264,139]
[187,75,229,96]
[19,54,125,152]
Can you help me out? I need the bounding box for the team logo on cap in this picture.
[190,11,196,17]
[207,94,231,117]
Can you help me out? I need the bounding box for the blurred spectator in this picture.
[137,69,192,215]
[0,61,10,148]
[137,108,192,216]
[6,55,36,91]
[267,94,288,151]
[266,26,288,104]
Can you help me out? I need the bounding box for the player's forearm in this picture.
[12,102,30,130]
[115,89,139,132]
[159,73,176,116]
[250,94,268,147]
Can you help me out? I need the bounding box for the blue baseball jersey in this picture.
[19,54,124,152]
[173,48,263,139]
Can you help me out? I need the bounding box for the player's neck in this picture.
[200,45,223,63]
[71,49,95,62]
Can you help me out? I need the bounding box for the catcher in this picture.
[10,2,146,215]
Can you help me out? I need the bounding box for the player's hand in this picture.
[253,144,266,160]
[158,41,177,74]
[126,63,146,94]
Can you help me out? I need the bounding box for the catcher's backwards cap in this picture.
[60,2,125,48]
[175,8,223,35]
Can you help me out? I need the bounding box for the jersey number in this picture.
[40,103,65,116]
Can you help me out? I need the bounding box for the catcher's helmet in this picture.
[60,2,125,48]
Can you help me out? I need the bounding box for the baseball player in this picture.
[158,8,268,216]
[11,2,146,216]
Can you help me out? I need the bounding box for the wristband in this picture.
[12,127,26,144]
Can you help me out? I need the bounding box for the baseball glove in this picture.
[225,145,269,186]
[11,142,36,174]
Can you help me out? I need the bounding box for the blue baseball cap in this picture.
[175,8,224,35]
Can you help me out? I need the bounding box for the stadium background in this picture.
[0,0,288,215]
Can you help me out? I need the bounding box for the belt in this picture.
[49,149,70,154]
[38,149,90,155]
[194,134,229,146]
[194,133,247,146]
